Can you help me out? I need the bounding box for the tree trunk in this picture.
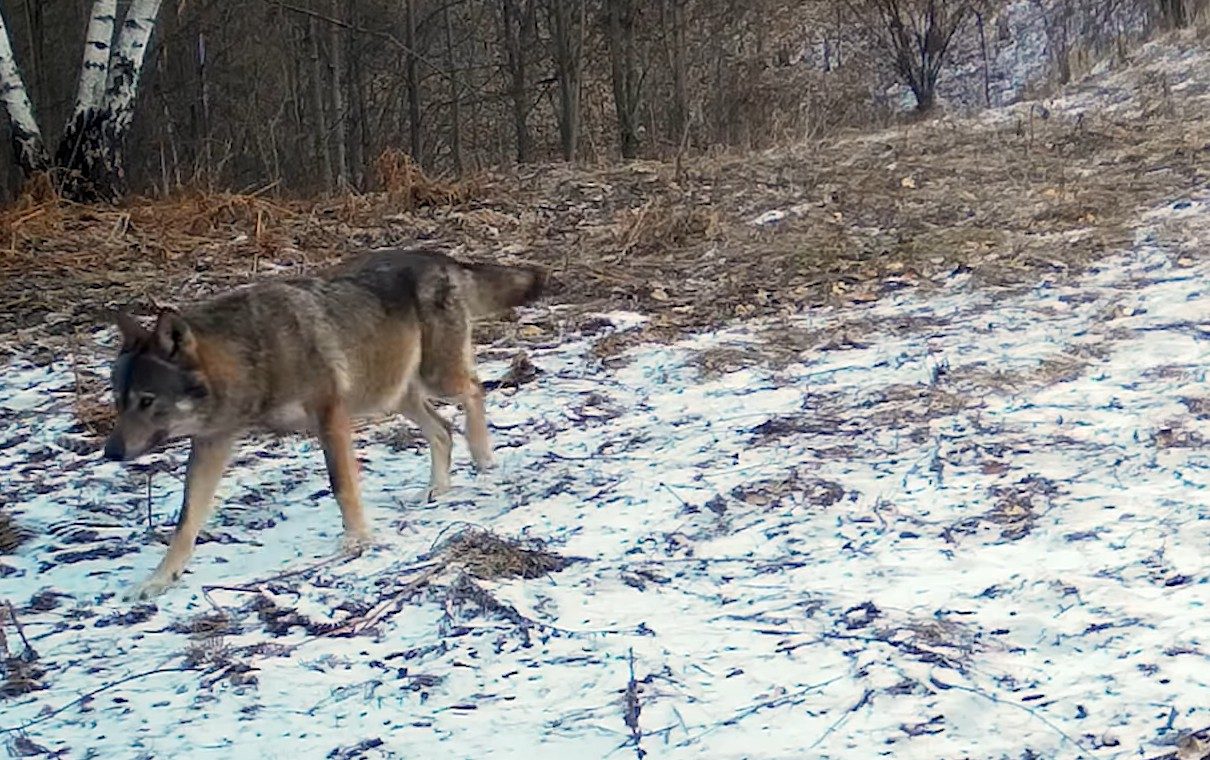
[349,5,369,189]
[0,4,49,175]
[976,11,991,108]
[75,1,116,113]
[404,0,423,164]
[198,31,212,180]
[20,0,46,114]
[308,17,333,193]
[499,0,533,163]
[54,0,163,201]
[443,1,463,175]
[330,0,347,188]
[607,0,641,159]
[550,0,584,162]
[1159,0,1189,27]
[660,0,688,152]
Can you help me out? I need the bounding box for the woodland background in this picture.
[0,0,1202,202]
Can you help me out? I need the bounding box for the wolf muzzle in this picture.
[102,435,127,461]
[102,430,166,461]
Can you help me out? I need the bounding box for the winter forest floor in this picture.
[1,29,1208,760]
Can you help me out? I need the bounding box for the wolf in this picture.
[104,246,544,600]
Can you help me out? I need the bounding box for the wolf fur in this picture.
[104,246,544,600]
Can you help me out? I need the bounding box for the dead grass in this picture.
[375,148,474,210]
[433,527,571,581]
[3,36,1210,386]
[0,509,27,554]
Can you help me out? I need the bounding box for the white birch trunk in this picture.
[0,5,48,172]
[55,0,162,200]
[74,0,117,113]
[105,0,162,136]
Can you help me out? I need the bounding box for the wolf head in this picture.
[103,311,212,462]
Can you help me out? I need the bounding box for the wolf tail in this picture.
[463,262,545,317]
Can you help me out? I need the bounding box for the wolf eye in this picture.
[138,395,155,410]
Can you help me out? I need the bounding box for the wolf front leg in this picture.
[126,434,235,601]
[317,398,373,549]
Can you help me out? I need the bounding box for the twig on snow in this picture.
[928,673,1097,760]
[145,470,154,532]
[675,675,844,746]
[623,647,644,758]
[0,666,203,734]
[806,688,874,751]
[3,601,36,660]
[200,552,362,609]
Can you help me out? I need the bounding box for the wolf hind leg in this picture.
[400,388,454,500]
[458,379,494,471]
[419,326,494,473]
[317,398,372,550]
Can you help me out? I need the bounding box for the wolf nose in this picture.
[102,438,126,461]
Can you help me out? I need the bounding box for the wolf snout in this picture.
[102,436,127,461]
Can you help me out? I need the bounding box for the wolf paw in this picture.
[425,484,451,503]
[124,574,175,602]
[472,453,496,472]
[341,530,374,554]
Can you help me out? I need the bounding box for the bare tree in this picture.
[549,0,587,161]
[330,0,348,187]
[1156,0,1190,27]
[498,0,537,163]
[607,0,643,159]
[658,0,689,150]
[1030,0,1073,84]
[443,0,464,174]
[307,16,333,191]
[848,0,971,112]
[404,0,423,164]
[63,0,164,200]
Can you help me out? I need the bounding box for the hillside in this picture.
[1,28,1209,760]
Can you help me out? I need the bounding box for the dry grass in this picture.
[375,149,474,210]
[2,37,1209,382]
[433,527,571,581]
[0,509,28,554]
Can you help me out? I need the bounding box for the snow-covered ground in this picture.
[2,193,1208,758]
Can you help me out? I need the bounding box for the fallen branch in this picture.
[623,647,644,758]
[0,666,203,734]
[928,673,1096,760]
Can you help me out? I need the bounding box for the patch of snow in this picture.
[1,220,1208,758]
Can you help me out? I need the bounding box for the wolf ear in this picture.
[113,311,149,352]
[152,310,197,362]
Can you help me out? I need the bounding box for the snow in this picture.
[2,193,1207,758]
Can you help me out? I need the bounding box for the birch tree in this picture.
[0,0,163,201]
[0,3,48,174]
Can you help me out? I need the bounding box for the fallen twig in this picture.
[0,666,203,734]
[623,648,643,758]
[3,601,36,661]
[928,673,1097,760]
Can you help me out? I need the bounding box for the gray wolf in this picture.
[104,246,544,600]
